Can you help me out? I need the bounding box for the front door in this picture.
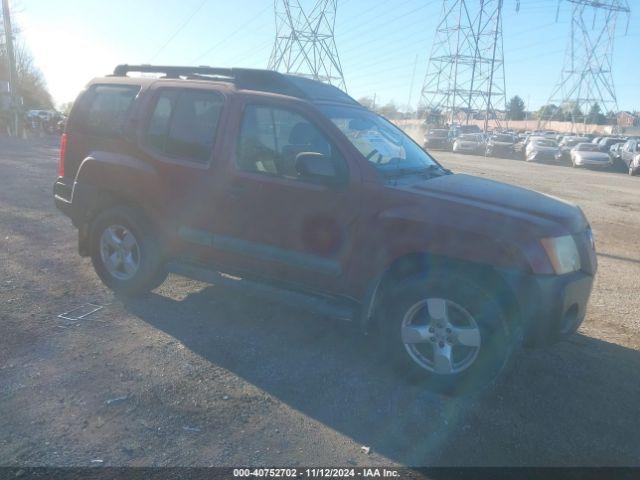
[209,100,362,294]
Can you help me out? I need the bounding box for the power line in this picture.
[191,4,271,64]
[150,0,209,61]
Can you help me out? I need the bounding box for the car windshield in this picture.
[428,130,448,138]
[535,140,557,147]
[577,143,599,151]
[460,134,479,141]
[320,105,446,177]
[494,134,513,142]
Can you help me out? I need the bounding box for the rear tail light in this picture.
[58,133,68,178]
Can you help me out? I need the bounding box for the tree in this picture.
[587,103,606,125]
[356,96,375,110]
[0,41,53,110]
[59,102,74,116]
[376,102,399,119]
[535,104,559,120]
[507,95,526,120]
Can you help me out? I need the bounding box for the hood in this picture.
[575,151,610,160]
[396,173,586,235]
[530,145,559,152]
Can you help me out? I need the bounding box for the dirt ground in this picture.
[0,136,639,467]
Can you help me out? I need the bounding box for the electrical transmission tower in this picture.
[420,0,516,131]
[268,0,346,90]
[538,0,630,132]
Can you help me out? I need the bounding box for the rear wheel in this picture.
[380,274,513,395]
[90,206,167,296]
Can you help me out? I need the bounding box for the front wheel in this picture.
[90,206,167,296]
[380,274,513,395]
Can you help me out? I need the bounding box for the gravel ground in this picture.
[0,136,639,467]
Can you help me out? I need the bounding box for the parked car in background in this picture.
[610,142,624,164]
[620,138,640,176]
[523,135,547,149]
[53,64,598,393]
[423,129,451,150]
[598,137,626,153]
[486,133,516,158]
[570,143,613,169]
[591,137,603,145]
[525,138,563,163]
[452,133,486,154]
[559,136,590,158]
[449,124,482,138]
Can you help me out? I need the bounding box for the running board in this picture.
[166,261,358,322]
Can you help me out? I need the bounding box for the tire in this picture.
[90,206,167,296]
[379,273,513,395]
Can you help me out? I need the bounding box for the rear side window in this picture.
[145,89,224,164]
[79,85,140,137]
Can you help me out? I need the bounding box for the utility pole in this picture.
[2,0,20,137]
[538,0,630,133]
[268,0,346,91]
[419,0,518,131]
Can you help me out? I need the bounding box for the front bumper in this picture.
[574,158,613,168]
[487,145,514,156]
[424,139,449,150]
[499,268,595,348]
[528,151,562,162]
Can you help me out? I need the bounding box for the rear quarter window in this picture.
[74,84,140,137]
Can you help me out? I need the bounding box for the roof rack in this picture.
[113,64,235,79]
[112,65,359,106]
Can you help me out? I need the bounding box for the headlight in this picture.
[540,235,581,274]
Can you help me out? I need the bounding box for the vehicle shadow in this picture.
[124,284,640,466]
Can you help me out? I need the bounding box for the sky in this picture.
[13,0,640,112]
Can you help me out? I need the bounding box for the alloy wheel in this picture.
[401,298,481,375]
[99,225,141,281]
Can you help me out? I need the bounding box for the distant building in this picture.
[617,111,639,128]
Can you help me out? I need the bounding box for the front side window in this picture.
[236,105,346,182]
[320,105,446,178]
[145,89,224,163]
[81,84,140,137]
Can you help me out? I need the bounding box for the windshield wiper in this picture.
[382,164,448,179]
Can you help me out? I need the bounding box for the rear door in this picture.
[135,82,231,264]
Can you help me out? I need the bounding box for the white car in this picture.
[452,134,486,154]
[570,143,613,169]
[525,139,563,162]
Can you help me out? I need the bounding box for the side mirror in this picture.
[295,152,337,183]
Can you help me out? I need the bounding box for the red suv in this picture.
[54,65,597,393]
